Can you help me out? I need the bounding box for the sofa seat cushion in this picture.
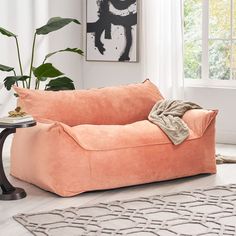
[14,80,163,126]
[57,109,217,151]
[11,110,217,197]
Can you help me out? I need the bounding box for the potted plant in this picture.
[0,17,83,92]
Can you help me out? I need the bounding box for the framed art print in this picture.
[86,0,138,62]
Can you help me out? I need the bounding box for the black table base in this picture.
[0,127,27,200]
[0,120,36,201]
[0,122,35,201]
[0,187,26,201]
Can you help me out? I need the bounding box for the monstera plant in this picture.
[0,17,83,92]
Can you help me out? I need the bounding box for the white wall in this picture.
[81,0,144,89]
[47,0,84,88]
[185,87,236,144]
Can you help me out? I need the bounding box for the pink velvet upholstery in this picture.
[10,81,217,197]
[14,80,163,126]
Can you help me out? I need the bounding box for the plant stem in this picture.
[14,37,23,76]
[37,80,40,89]
[29,32,37,89]
[14,70,26,88]
[35,78,39,89]
[13,70,19,87]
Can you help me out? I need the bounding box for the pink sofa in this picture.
[10,80,217,197]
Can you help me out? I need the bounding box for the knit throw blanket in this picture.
[148,100,202,145]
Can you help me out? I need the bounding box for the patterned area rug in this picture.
[14,184,236,236]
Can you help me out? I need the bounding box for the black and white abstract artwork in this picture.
[86,0,138,62]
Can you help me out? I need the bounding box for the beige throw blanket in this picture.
[216,154,236,164]
[148,100,202,145]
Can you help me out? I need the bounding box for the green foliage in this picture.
[4,76,29,90]
[0,17,83,91]
[184,0,202,79]
[43,48,84,63]
[36,17,80,35]
[45,77,75,91]
[0,27,17,37]
[184,0,233,80]
[33,63,63,78]
[184,41,201,79]
[209,0,231,38]
[209,41,230,80]
[0,64,14,72]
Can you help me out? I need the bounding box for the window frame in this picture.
[184,0,236,88]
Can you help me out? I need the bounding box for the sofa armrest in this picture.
[182,109,218,137]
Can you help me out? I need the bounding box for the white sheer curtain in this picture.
[143,0,184,99]
[0,0,49,116]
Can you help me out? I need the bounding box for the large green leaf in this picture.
[45,77,75,91]
[43,48,84,63]
[38,77,48,81]
[36,17,80,35]
[0,27,16,37]
[4,76,29,90]
[33,63,63,78]
[0,64,14,72]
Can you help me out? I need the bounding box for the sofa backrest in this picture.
[14,80,163,126]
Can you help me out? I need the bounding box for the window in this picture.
[184,0,236,87]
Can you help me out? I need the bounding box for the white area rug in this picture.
[14,184,236,236]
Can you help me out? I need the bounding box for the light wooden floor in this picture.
[1,144,236,235]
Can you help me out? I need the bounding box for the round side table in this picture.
[0,120,36,200]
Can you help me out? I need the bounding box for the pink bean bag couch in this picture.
[10,80,217,197]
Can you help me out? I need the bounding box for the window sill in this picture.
[184,79,236,89]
